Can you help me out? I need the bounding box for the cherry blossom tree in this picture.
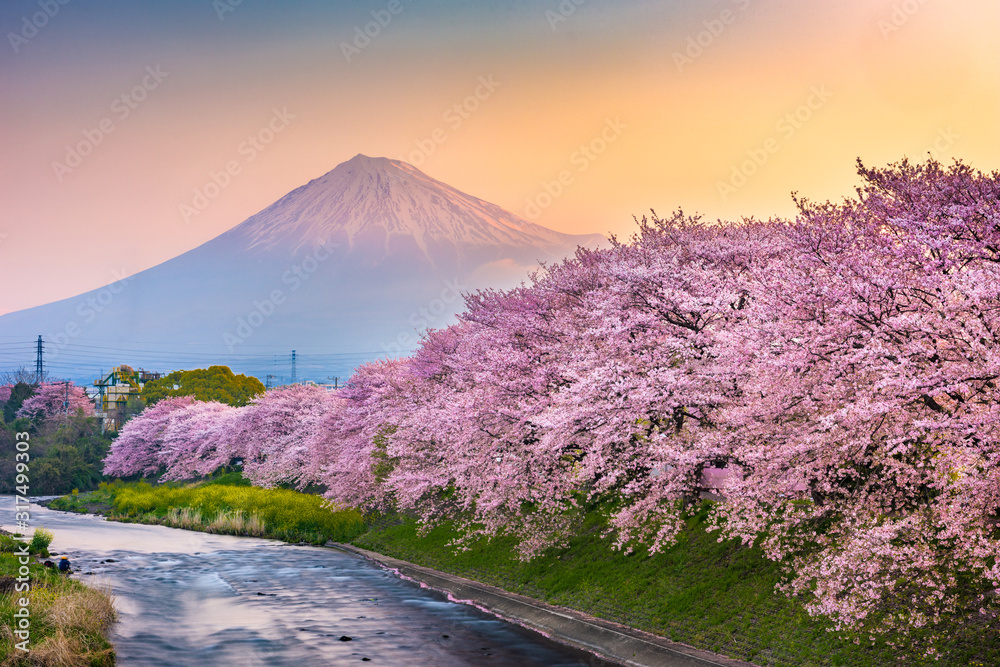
[103,396,196,477]
[16,381,94,421]
[307,358,422,510]
[708,159,1000,634]
[157,400,242,480]
[225,384,339,488]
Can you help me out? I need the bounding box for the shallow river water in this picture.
[4,500,603,666]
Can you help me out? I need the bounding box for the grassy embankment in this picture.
[0,531,115,666]
[49,473,367,545]
[54,476,999,667]
[355,508,999,667]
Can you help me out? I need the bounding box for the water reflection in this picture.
[4,500,604,666]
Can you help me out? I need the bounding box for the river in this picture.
[4,500,605,666]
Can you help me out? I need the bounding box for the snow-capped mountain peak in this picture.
[220,154,602,257]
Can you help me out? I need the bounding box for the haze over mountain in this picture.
[0,155,605,383]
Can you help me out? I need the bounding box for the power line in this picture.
[3,335,397,386]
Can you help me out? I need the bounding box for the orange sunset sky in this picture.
[1,0,999,314]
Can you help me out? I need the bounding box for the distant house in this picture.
[298,379,341,392]
[93,365,162,432]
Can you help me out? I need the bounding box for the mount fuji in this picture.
[0,155,605,383]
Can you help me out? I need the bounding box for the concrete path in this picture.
[331,543,759,667]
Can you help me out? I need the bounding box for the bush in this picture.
[29,527,54,555]
[0,533,25,553]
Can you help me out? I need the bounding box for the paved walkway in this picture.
[331,543,759,667]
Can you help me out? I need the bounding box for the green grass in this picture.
[0,535,115,666]
[351,505,1000,667]
[53,476,367,545]
[0,532,49,558]
[48,481,119,515]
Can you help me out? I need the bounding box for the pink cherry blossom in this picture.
[16,381,94,421]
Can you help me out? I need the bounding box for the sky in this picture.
[1,0,999,315]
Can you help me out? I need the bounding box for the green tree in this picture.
[118,395,146,427]
[0,414,111,495]
[3,382,35,422]
[142,366,265,407]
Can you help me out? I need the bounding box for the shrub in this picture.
[30,527,54,554]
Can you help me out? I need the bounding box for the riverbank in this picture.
[0,530,115,666]
[352,511,938,667]
[334,541,754,667]
[48,480,1000,667]
[353,507,1000,667]
[47,477,367,545]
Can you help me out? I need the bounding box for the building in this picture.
[299,379,341,391]
[93,365,162,432]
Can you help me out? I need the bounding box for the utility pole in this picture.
[290,350,297,385]
[97,369,106,433]
[63,380,69,415]
[35,335,44,384]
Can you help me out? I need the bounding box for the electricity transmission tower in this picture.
[35,335,44,383]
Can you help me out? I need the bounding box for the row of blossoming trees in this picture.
[104,159,1000,636]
